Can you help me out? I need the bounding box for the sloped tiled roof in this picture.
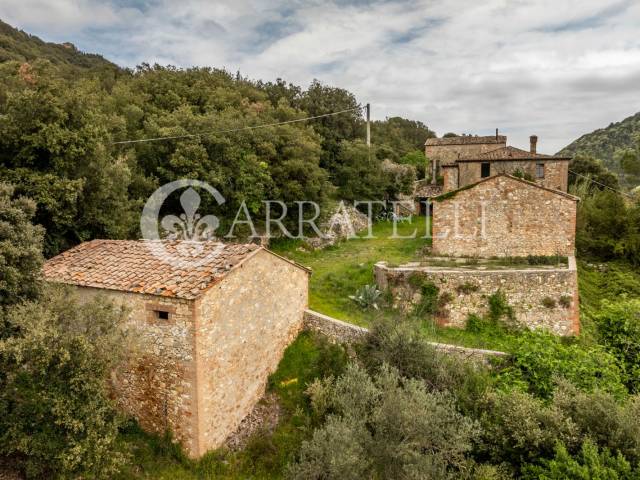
[42,240,294,299]
[456,146,571,162]
[434,174,579,202]
[425,135,506,146]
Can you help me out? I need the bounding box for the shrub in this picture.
[289,364,480,479]
[497,331,627,399]
[479,382,640,474]
[0,286,131,479]
[358,317,493,414]
[595,298,640,393]
[522,440,636,480]
[488,290,515,324]
[414,280,440,317]
[349,284,382,310]
[457,282,479,294]
[541,297,557,309]
[559,295,572,308]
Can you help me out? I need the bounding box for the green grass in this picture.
[271,219,430,326]
[115,332,347,480]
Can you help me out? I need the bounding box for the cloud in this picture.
[1,0,639,152]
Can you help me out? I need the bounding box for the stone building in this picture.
[432,174,578,258]
[425,133,570,194]
[425,133,507,174]
[43,240,309,457]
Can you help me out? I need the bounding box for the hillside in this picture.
[558,111,640,172]
[0,18,119,71]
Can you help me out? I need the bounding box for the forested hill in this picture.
[558,111,640,174]
[0,19,118,71]
[0,19,435,257]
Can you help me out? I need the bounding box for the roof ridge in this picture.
[434,173,579,201]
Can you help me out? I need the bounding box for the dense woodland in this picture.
[1,20,640,480]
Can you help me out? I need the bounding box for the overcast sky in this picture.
[2,0,640,152]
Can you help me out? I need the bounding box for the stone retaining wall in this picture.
[374,257,580,336]
[302,309,506,362]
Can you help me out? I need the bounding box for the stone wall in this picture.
[456,159,568,192]
[374,258,580,336]
[425,140,507,166]
[74,287,199,455]
[196,249,309,455]
[442,165,458,191]
[432,175,578,257]
[302,309,507,362]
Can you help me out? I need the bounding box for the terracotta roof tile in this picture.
[456,146,571,162]
[43,240,263,299]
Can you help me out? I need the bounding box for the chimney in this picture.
[495,128,499,140]
[530,135,538,154]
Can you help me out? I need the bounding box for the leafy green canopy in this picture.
[0,60,432,255]
[0,286,131,479]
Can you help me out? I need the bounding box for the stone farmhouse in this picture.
[43,240,309,458]
[416,132,571,210]
[432,174,578,258]
[386,131,581,335]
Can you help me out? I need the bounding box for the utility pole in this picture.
[365,103,371,147]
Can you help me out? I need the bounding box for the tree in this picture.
[568,154,619,190]
[0,183,43,310]
[0,286,131,478]
[289,364,479,479]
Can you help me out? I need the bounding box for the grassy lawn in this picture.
[271,218,430,326]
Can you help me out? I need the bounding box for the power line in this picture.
[110,106,364,146]
[569,169,634,199]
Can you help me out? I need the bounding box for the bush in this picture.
[288,364,480,479]
[479,382,640,474]
[541,296,557,309]
[497,331,627,399]
[595,298,640,393]
[358,317,493,414]
[488,290,514,324]
[559,295,572,308]
[522,440,636,479]
[0,287,131,478]
[457,282,479,294]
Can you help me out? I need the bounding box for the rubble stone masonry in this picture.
[71,248,309,458]
[374,257,580,336]
[195,249,308,455]
[456,159,568,192]
[432,175,578,258]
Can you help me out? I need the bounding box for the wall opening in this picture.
[536,163,545,178]
[155,310,170,320]
[481,162,491,178]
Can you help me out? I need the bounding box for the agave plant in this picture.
[349,284,382,310]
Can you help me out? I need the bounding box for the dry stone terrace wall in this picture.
[432,175,577,258]
[374,258,580,336]
[196,249,308,455]
[74,287,199,455]
[302,309,507,363]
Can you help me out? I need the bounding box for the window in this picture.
[481,162,491,178]
[155,310,169,320]
[536,163,545,179]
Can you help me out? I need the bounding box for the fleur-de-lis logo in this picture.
[161,188,219,241]
[140,179,226,267]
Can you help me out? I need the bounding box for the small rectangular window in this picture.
[536,163,545,179]
[481,162,491,178]
[155,310,169,320]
